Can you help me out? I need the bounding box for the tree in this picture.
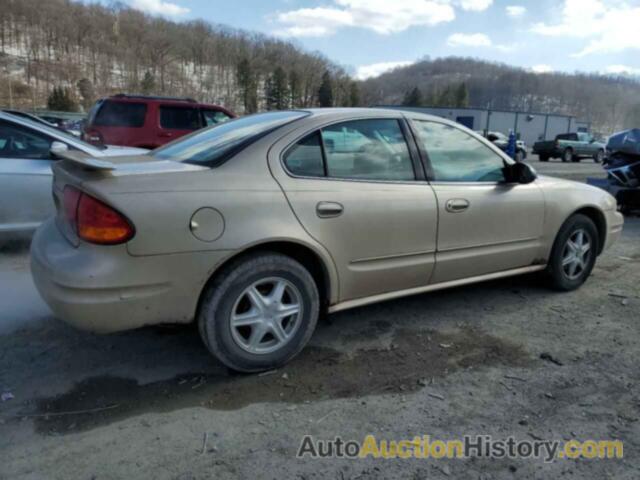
[289,70,301,108]
[435,85,455,107]
[422,87,437,107]
[140,71,156,95]
[402,87,423,107]
[348,82,361,107]
[625,103,640,127]
[76,78,95,111]
[317,70,333,107]
[265,67,289,110]
[455,82,469,108]
[237,58,258,114]
[47,86,77,112]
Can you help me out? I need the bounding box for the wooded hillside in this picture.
[361,57,640,134]
[1,1,639,134]
[0,0,357,113]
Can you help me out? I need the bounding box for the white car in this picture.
[0,111,147,236]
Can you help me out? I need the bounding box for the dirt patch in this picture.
[29,327,528,435]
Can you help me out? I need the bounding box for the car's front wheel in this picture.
[198,252,319,372]
[547,214,598,291]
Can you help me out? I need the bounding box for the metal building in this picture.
[378,106,591,147]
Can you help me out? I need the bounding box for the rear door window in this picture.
[321,119,415,181]
[202,109,232,127]
[93,101,147,127]
[160,106,202,130]
[282,119,416,182]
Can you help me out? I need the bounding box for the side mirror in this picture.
[50,141,69,157]
[504,162,537,184]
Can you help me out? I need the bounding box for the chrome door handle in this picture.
[445,199,470,213]
[316,201,344,218]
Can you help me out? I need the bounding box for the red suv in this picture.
[83,94,236,149]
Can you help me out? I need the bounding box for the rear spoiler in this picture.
[55,150,117,171]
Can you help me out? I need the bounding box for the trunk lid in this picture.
[51,151,208,245]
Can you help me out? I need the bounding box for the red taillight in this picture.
[63,186,134,245]
[82,128,104,146]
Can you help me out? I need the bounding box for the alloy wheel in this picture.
[561,229,592,280]
[229,277,303,354]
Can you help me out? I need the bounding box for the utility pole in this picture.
[8,74,12,108]
[4,61,12,108]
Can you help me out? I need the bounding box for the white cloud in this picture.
[605,65,640,76]
[532,0,640,57]
[506,5,526,17]
[276,8,353,37]
[274,0,496,37]
[447,32,492,47]
[446,32,515,51]
[355,61,414,80]
[129,0,189,16]
[457,0,493,11]
[531,64,553,74]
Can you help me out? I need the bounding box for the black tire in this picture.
[594,149,604,163]
[198,252,319,372]
[562,148,573,163]
[539,154,550,162]
[546,214,599,291]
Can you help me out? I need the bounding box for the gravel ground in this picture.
[1,160,639,479]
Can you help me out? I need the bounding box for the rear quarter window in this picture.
[94,101,147,127]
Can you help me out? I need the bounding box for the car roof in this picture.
[103,95,231,110]
[297,107,456,124]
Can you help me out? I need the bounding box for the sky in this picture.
[122,0,640,79]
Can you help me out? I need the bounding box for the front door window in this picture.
[413,121,506,182]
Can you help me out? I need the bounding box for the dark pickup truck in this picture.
[533,132,606,163]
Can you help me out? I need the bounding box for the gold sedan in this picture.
[31,109,624,372]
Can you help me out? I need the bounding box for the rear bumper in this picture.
[31,219,230,333]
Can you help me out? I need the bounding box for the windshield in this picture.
[152,111,308,165]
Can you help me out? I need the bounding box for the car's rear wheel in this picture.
[198,252,319,372]
[594,149,605,163]
[547,214,598,291]
[562,148,574,163]
[538,154,550,162]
